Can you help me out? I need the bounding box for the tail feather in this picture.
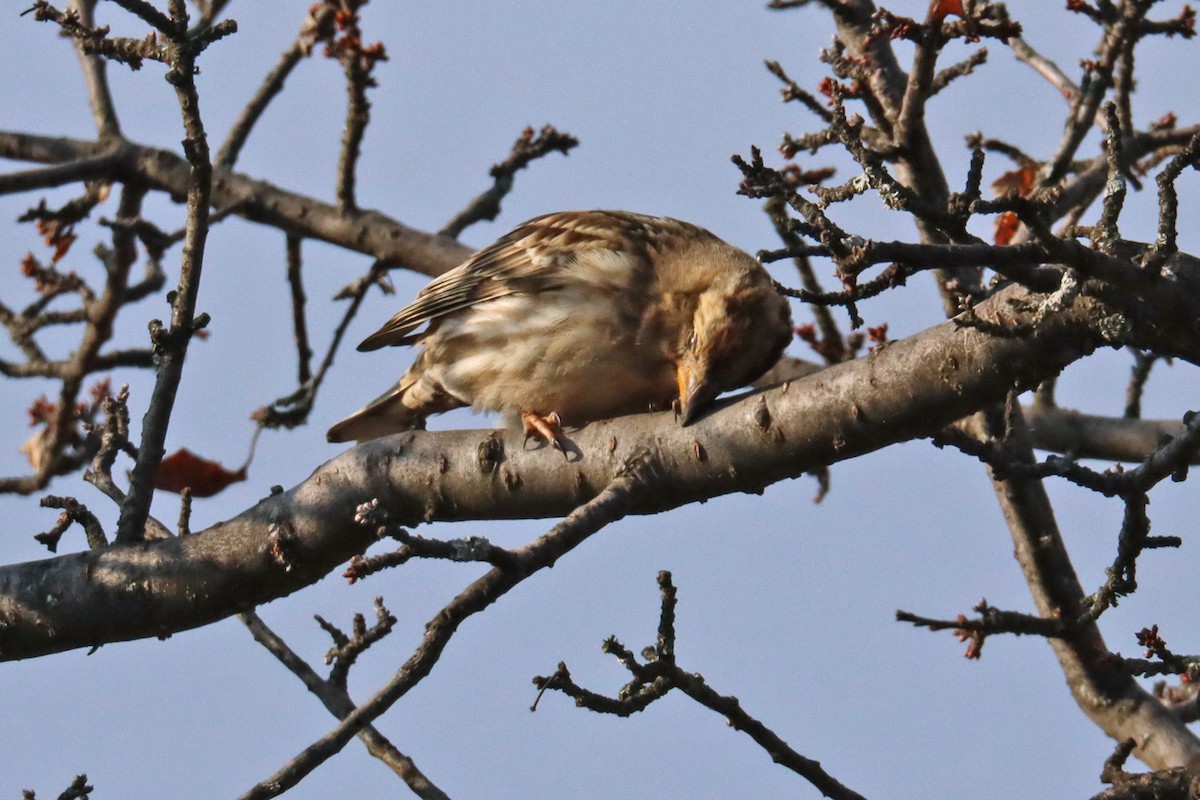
[327,366,467,444]
[326,383,427,443]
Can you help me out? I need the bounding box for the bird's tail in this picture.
[326,365,461,443]
[326,382,421,443]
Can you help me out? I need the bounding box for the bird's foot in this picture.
[521,410,567,456]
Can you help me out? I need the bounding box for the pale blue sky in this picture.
[1,3,1198,798]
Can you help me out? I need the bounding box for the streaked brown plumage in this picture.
[326,210,792,445]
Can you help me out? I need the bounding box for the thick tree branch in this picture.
[0,281,1130,662]
[763,357,1199,464]
[1025,404,1197,464]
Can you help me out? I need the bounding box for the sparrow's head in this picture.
[676,277,793,425]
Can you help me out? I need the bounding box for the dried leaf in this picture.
[994,211,1021,245]
[991,163,1038,197]
[19,428,52,472]
[991,163,1039,245]
[930,0,965,19]
[154,449,247,497]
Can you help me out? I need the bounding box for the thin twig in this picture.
[240,611,452,800]
[116,16,222,542]
[68,0,122,139]
[328,5,386,213]
[285,235,313,385]
[1008,36,1079,103]
[215,5,335,168]
[439,124,579,239]
[255,260,387,429]
[534,572,869,800]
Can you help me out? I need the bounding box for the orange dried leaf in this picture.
[994,211,1021,245]
[50,232,76,264]
[991,163,1038,197]
[154,448,247,497]
[930,0,965,19]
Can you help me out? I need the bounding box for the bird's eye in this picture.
[687,331,697,350]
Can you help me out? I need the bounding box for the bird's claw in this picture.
[521,411,568,457]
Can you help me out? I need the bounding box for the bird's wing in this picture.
[356,211,689,351]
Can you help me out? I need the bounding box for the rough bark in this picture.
[0,282,1123,661]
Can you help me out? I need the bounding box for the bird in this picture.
[326,210,793,447]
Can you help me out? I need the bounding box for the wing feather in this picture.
[357,211,679,351]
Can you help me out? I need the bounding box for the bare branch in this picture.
[1008,34,1079,104]
[1025,404,1196,465]
[324,2,387,213]
[965,402,1200,770]
[534,572,869,800]
[215,4,336,169]
[0,153,122,194]
[284,235,313,386]
[238,456,655,799]
[67,0,121,140]
[440,124,579,239]
[240,611,452,800]
[0,130,473,277]
[0,279,1139,662]
[116,22,219,543]
[255,260,388,430]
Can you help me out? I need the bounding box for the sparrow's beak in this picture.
[677,363,717,426]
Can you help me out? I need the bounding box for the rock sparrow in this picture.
[327,210,792,445]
